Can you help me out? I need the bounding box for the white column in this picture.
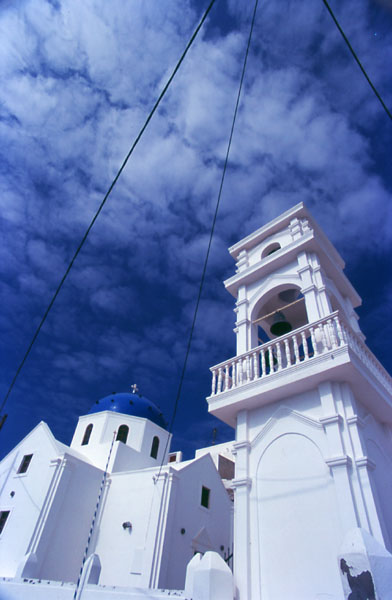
[235,287,250,355]
[341,385,389,546]
[232,410,251,600]
[297,251,321,322]
[319,382,359,531]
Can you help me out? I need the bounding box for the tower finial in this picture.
[131,383,139,395]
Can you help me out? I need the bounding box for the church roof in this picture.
[88,392,167,429]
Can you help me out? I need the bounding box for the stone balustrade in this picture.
[210,311,392,397]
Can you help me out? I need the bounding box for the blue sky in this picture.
[1,0,392,460]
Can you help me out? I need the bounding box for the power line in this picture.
[322,0,392,122]
[73,430,117,600]
[157,0,260,477]
[0,0,217,418]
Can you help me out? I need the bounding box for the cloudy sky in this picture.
[1,0,392,460]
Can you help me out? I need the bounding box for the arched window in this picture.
[81,423,93,446]
[116,424,129,444]
[150,436,159,459]
[261,242,281,259]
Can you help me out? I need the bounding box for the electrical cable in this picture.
[0,0,217,418]
[157,0,260,478]
[322,0,392,122]
[73,430,117,600]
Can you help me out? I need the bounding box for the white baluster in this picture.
[268,347,274,373]
[276,342,282,371]
[284,338,292,366]
[253,351,259,379]
[224,364,229,391]
[328,319,338,349]
[211,370,216,395]
[232,362,237,388]
[301,331,309,360]
[217,367,223,393]
[309,326,318,356]
[320,323,329,352]
[261,349,266,377]
[293,334,300,364]
[334,316,344,346]
[238,360,243,385]
[246,355,251,382]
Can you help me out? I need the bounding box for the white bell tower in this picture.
[207,203,392,600]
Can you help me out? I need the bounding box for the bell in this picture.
[270,311,292,336]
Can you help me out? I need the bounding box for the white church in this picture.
[1,202,392,600]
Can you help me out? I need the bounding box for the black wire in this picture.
[0,0,217,417]
[158,0,260,476]
[322,0,392,122]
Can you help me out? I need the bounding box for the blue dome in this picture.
[89,392,167,429]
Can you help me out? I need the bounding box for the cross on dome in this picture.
[131,384,139,394]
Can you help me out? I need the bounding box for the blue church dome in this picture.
[89,392,167,429]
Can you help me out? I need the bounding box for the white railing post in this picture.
[276,342,282,371]
[261,349,266,377]
[320,323,329,352]
[309,326,318,356]
[224,364,229,391]
[301,331,309,360]
[284,338,292,366]
[211,370,216,396]
[238,360,243,385]
[217,368,223,393]
[293,334,300,364]
[327,318,338,349]
[253,351,259,380]
[268,346,274,374]
[334,315,344,346]
[246,355,251,382]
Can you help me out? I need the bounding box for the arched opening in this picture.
[253,286,307,345]
[150,436,160,459]
[116,424,129,444]
[261,242,281,259]
[81,423,93,446]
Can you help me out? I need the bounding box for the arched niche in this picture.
[256,433,341,598]
[250,283,307,347]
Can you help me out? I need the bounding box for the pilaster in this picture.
[235,287,249,355]
[341,385,389,546]
[17,456,74,578]
[232,410,251,600]
[318,382,359,531]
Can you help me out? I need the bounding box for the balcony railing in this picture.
[209,311,392,397]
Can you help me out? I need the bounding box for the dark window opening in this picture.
[150,436,159,459]
[262,242,281,259]
[17,454,33,474]
[82,424,93,446]
[0,511,10,534]
[201,486,210,508]
[116,425,129,444]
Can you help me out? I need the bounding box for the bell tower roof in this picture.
[224,202,361,309]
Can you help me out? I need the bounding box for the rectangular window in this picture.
[17,454,33,474]
[201,486,210,509]
[0,511,10,535]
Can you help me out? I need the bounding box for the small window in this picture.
[17,454,33,474]
[116,425,129,444]
[0,511,10,535]
[81,424,93,446]
[150,436,160,459]
[261,242,281,259]
[201,486,210,509]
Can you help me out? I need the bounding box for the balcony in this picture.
[207,311,392,425]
